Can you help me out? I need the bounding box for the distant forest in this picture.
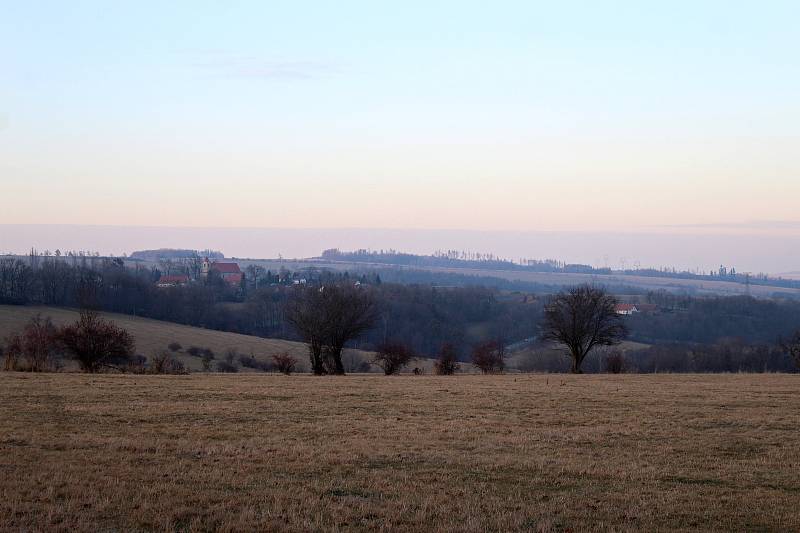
[320,249,800,289]
[1,254,799,373]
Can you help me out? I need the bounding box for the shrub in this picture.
[434,343,460,375]
[224,348,239,365]
[272,353,299,375]
[604,351,627,374]
[167,342,182,352]
[126,354,148,374]
[782,331,800,370]
[201,352,214,371]
[239,354,272,372]
[3,314,62,372]
[187,346,202,357]
[59,311,135,373]
[471,340,506,374]
[149,350,188,375]
[216,360,239,373]
[187,346,214,359]
[372,341,416,375]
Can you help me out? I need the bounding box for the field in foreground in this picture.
[1,374,798,532]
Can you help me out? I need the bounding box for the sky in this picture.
[1,1,799,266]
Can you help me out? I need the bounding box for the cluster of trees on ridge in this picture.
[319,249,800,289]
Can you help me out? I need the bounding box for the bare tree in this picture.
[541,285,628,373]
[320,284,380,375]
[285,283,379,375]
[471,340,506,374]
[782,331,800,369]
[604,350,627,374]
[59,311,135,372]
[3,314,62,372]
[434,343,460,375]
[272,353,298,375]
[372,341,415,375]
[285,286,328,375]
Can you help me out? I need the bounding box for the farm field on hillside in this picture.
[0,305,370,372]
[1,373,798,531]
[238,259,800,297]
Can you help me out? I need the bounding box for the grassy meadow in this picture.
[1,373,798,531]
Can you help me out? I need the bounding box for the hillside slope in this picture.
[0,305,372,372]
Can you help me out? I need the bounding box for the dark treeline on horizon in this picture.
[1,254,799,372]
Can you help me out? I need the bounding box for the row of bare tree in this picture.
[283,283,633,375]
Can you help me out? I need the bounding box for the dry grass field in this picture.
[0,305,372,372]
[1,373,798,532]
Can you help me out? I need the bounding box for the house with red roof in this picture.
[200,258,244,286]
[156,274,190,288]
[615,303,639,315]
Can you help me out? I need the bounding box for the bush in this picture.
[604,351,627,374]
[201,352,214,371]
[272,353,299,375]
[187,346,202,357]
[167,342,182,352]
[471,340,506,374]
[3,314,62,372]
[372,341,415,375]
[126,354,148,374]
[187,346,214,359]
[59,311,135,373]
[224,348,238,365]
[149,350,188,375]
[434,343,460,375]
[239,354,272,372]
[216,360,239,373]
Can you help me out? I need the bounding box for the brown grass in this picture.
[1,373,798,531]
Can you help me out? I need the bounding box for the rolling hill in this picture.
[0,305,373,372]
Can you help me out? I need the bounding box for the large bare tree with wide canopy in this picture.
[541,285,628,373]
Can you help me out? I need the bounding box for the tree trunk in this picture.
[332,349,346,375]
[570,351,583,374]
[309,342,325,375]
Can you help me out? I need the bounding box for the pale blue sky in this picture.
[1,1,799,231]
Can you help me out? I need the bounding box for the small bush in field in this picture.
[149,350,188,375]
[3,314,62,372]
[434,343,460,375]
[224,348,238,365]
[59,311,135,373]
[372,341,415,375]
[604,351,627,374]
[216,360,238,373]
[126,354,148,374]
[187,346,214,359]
[471,340,506,374]
[272,353,298,375]
[167,342,182,352]
[239,354,272,372]
[201,352,214,371]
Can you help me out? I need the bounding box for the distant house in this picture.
[156,274,190,288]
[615,303,639,315]
[200,258,244,286]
